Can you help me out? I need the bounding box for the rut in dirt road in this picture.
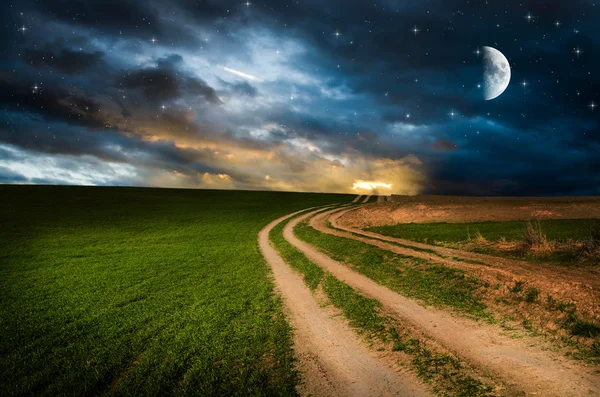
[351,195,362,203]
[377,196,385,203]
[362,195,371,203]
[325,206,600,295]
[284,208,600,397]
[258,208,433,397]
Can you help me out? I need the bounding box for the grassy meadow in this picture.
[0,185,349,396]
[368,219,600,265]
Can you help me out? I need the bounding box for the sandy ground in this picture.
[258,208,433,397]
[341,195,600,227]
[284,208,600,397]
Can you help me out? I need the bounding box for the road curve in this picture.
[284,208,600,397]
[258,207,433,397]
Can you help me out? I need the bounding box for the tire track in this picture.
[284,208,600,397]
[259,208,433,397]
[328,207,600,291]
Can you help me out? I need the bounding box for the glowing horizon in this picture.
[352,180,393,191]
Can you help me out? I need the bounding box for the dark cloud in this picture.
[22,49,104,75]
[0,74,106,129]
[118,57,221,105]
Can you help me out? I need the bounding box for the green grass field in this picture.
[0,185,350,396]
[368,219,599,244]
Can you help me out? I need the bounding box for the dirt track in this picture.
[258,208,432,397]
[324,206,600,320]
[284,208,600,397]
[351,195,362,203]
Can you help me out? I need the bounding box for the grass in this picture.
[0,185,350,396]
[369,219,599,244]
[270,215,493,396]
[294,221,490,319]
[368,219,600,265]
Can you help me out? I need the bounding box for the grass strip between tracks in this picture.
[270,214,495,397]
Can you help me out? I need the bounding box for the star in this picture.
[334,30,341,39]
[161,104,166,110]
[245,1,251,7]
[449,110,456,119]
[411,25,420,36]
[525,13,534,23]
[405,113,410,119]
[573,47,583,57]
[521,80,528,88]
[473,48,482,57]
[554,21,561,27]
[590,102,597,111]
[19,25,27,34]
[151,37,157,44]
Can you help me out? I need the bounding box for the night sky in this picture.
[0,0,598,195]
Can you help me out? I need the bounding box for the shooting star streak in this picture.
[221,66,261,82]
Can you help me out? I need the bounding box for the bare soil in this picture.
[287,208,600,397]
[341,195,600,227]
[259,209,433,397]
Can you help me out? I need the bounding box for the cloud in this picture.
[22,49,105,75]
[0,0,598,195]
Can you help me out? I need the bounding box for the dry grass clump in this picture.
[519,220,554,253]
[578,222,600,264]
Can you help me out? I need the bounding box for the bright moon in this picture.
[482,46,511,101]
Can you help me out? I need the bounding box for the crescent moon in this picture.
[483,46,511,101]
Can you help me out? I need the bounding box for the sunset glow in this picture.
[352,180,393,191]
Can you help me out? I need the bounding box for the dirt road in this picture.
[322,206,600,318]
[284,208,600,397]
[351,195,363,203]
[362,195,371,203]
[258,208,433,397]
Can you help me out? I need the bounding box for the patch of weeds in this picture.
[571,319,600,338]
[524,287,540,303]
[520,220,553,252]
[593,339,600,357]
[579,222,600,264]
[546,295,577,313]
[509,281,524,294]
[522,318,533,331]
